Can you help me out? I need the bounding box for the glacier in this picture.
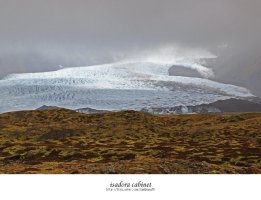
[0,60,254,113]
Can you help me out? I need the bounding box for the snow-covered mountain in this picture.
[0,57,254,113]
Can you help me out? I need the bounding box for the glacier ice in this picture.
[0,61,253,113]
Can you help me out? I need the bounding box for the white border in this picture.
[0,175,260,200]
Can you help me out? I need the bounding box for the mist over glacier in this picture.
[1,0,260,97]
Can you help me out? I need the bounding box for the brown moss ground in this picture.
[0,109,260,174]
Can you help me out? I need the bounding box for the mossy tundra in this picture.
[0,109,260,174]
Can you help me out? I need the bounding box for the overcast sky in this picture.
[0,0,261,77]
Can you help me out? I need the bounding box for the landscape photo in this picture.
[0,0,260,174]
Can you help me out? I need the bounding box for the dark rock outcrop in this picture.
[168,65,203,78]
[36,105,62,110]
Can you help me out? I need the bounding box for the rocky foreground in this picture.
[0,109,260,174]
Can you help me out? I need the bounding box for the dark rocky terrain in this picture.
[36,98,261,115]
[141,98,261,114]
[207,98,261,112]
